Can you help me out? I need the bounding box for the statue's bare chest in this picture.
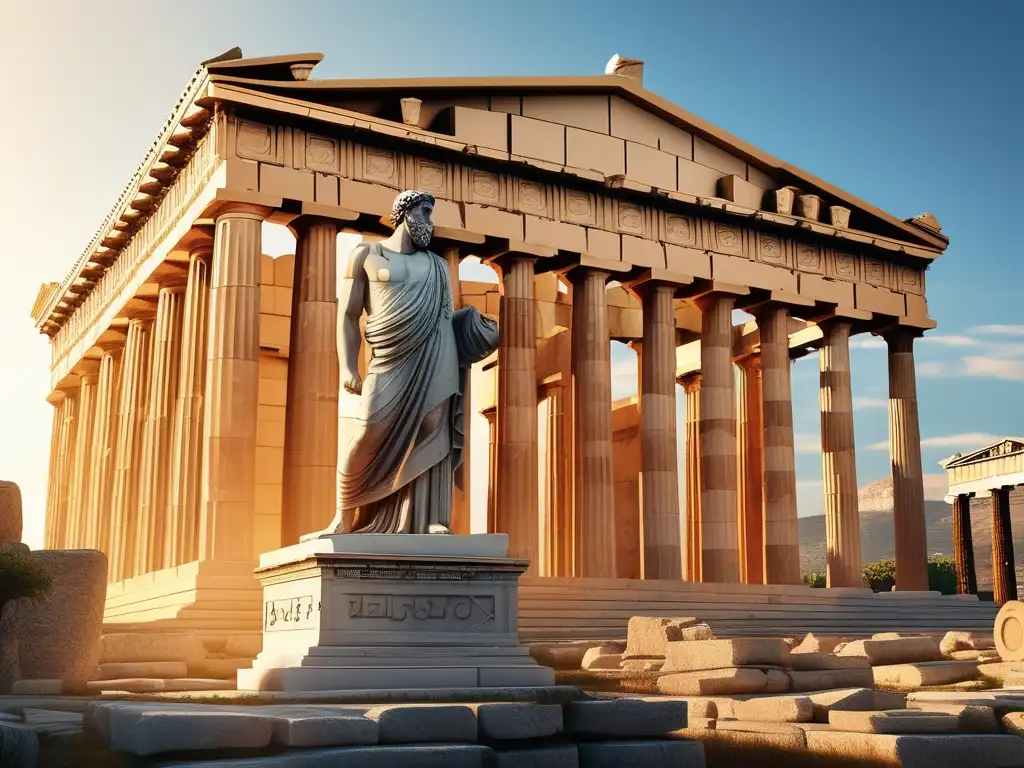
[362,247,451,317]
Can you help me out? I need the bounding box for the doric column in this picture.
[736,354,764,584]
[681,373,702,582]
[198,207,267,563]
[445,246,472,536]
[281,217,339,545]
[66,365,100,549]
[167,246,211,566]
[494,254,539,566]
[637,284,682,579]
[55,388,79,550]
[43,395,63,549]
[952,493,977,595]
[820,320,863,587]
[884,328,928,591]
[695,294,739,583]
[482,407,497,533]
[570,267,616,577]
[108,318,153,581]
[992,487,1017,604]
[755,305,800,585]
[544,384,574,577]
[135,279,186,574]
[85,346,123,554]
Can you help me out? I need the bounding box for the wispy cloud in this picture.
[868,432,1002,452]
[920,335,979,347]
[849,336,886,350]
[969,324,1024,336]
[917,361,947,377]
[794,433,821,453]
[963,356,1024,381]
[852,396,887,409]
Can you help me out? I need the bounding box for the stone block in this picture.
[451,106,508,152]
[711,253,797,293]
[624,617,701,660]
[566,128,624,177]
[941,631,985,656]
[150,744,493,767]
[854,283,906,316]
[495,744,578,768]
[98,661,188,680]
[804,687,877,723]
[622,236,666,269]
[788,668,873,692]
[694,136,747,177]
[797,274,855,307]
[14,550,106,691]
[765,669,790,693]
[223,635,262,660]
[260,164,314,202]
[10,679,61,695]
[909,703,998,733]
[1003,711,1024,735]
[565,698,687,737]
[626,142,676,190]
[363,704,478,744]
[512,115,565,165]
[188,658,252,679]
[790,633,846,655]
[85,677,229,693]
[106,708,273,755]
[577,739,704,768]
[665,245,711,279]
[622,660,664,672]
[580,650,623,671]
[788,653,870,672]
[265,709,378,748]
[677,157,722,198]
[523,95,608,132]
[837,636,942,666]
[474,702,562,740]
[528,642,592,670]
[657,668,767,696]
[0,481,22,544]
[717,174,765,209]
[0,722,38,768]
[829,709,959,734]
[871,661,980,689]
[734,695,813,723]
[806,730,1024,768]
[663,638,789,672]
[703,721,807,752]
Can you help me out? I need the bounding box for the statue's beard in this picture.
[407,218,433,249]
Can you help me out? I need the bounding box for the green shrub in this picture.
[861,556,958,594]
[802,571,826,588]
[0,549,52,615]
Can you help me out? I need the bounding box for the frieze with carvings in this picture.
[660,211,700,248]
[347,594,496,632]
[827,248,864,283]
[301,132,343,175]
[264,595,319,631]
[612,200,653,238]
[755,232,789,268]
[794,242,825,274]
[235,118,280,164]
[863,257,891,289]
[898,265,925,295]
[560,188,599,227]
[464,167,507,208]
[512,178,555,219]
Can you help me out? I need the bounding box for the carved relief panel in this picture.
[235,118,283,165]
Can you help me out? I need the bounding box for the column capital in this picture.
[735,352,762,375]
[681,280,750,304]
[478,239,555,266]
[203,189,280,221]
[46,389,66,405]
[692,291,739,313]
[94,329,128,352]
[72,359,102,381]
[622,269,693,300]
[679,370,702,392]
[213,202,276,222]
[737,291,815,317]
[482,249,542,273]
[286,213,341,238]
[177,225,216,255]
[157,274,189,293]
[877,323,925,346]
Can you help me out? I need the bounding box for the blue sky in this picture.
[1,0,1021,545]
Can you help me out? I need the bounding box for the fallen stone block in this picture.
[577,739,704,768]
[872,660,980,689]
[657,668,767,696]
[829,709,959,734]
[804,688,878,723]
[788,652,870,672]
[187,657,252,679]
[978,661,1024,684]
[474,702,562,740]
[702,720,807,751]
[663,638,789,672]
[10,679,62,696]
[873,690,909,710]
[528,642,593,671]
[14,550,106,691]
[363,704,477,744]
[806,730,1024,768]
[734,695,813,723]
[623,617,700,660]
[99,633,206,664]
[941,631,975,656]
[85,677,229,693]
[1003,711,1024,736]
[0,722,38,768]
[106,707,273,755]
[495,744,577,768]
[906,702,998,733]
[565,698,687,736]
[764,669,789,693]
[950,649,999,662]
[838,636,943,666]
[788,668,873,692]
[679,625,713,641]
[621,659,664,672]
[580,650,622,671]
[263,708,379,748]
[98,661,188,680]
[790,633,846,655]
[148,744,494,767]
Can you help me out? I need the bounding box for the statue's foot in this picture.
[428,524,452,535]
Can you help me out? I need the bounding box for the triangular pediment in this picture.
[943,439,1024,468]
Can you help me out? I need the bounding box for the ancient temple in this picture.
[31,49,959,643]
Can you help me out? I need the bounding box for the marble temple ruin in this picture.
[30,49,968,647]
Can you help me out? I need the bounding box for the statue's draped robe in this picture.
[338,244,498,533]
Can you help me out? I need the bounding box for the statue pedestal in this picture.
[236,534,554,692]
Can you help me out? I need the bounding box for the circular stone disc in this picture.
[995,601,1024,661]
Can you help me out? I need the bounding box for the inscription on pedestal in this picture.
[331,561,520,582]
[265,595,318,631]
[347,594,496,632]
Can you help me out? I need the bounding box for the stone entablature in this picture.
[942,439,1024,495]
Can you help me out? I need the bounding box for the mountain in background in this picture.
[799,478,1024,588]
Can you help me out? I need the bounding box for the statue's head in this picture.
[390,190,435,249]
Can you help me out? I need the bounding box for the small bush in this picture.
[0,549,52,615]
[802,571,826,588]
[861,556,958,594]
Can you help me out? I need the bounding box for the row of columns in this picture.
[44,208,342,583]
[952,488,1018,603]
[487,273,929,589]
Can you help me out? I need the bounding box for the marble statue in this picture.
[323,190,498,535]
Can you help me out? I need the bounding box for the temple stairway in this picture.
[517,577,1000,642]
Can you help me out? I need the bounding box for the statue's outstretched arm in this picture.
[340,243,370,394]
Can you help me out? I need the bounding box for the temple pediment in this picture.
[943,439,1024,468]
